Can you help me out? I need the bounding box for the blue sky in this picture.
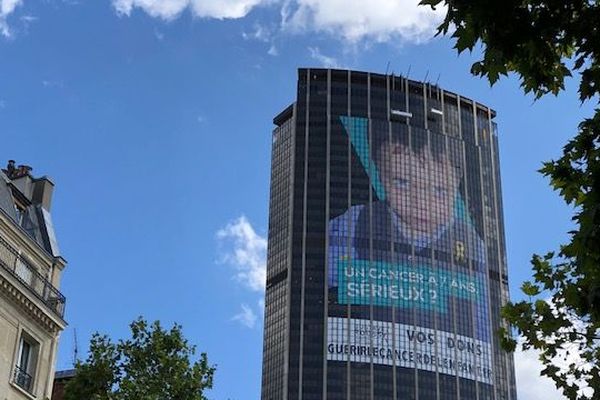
[1,1,594,399]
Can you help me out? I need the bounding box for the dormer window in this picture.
[14,204,25,225]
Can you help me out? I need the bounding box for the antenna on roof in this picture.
[385,61,391,75]
[435,73,441,87]
[406,65,412,79]
[72,328,79,367]
[424,70,430,83]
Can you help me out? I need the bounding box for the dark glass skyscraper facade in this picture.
[262,68,516,400]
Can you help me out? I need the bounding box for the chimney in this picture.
[6,160,16,177]
[32,176,55,211]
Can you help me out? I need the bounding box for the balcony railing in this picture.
[13,365,34,393]
[0,235,66,318]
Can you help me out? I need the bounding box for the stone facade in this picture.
[0,163,67,400]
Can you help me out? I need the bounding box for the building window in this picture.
[13,332,38,394]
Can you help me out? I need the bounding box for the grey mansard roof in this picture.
[0,170,61,257]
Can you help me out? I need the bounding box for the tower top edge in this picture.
[296,67,497,119]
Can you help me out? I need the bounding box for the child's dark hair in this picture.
[370,120,462,173]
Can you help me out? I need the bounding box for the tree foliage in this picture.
[64,318,215,400]
[420,1,600,398]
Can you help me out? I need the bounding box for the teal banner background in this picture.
[337,260,483,313]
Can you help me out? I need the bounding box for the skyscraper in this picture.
[262,68,516,400]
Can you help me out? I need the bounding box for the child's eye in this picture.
[393,178,409,189]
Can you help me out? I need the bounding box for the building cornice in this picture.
[0,268,66,335]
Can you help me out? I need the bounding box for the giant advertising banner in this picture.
[327,116,493,384]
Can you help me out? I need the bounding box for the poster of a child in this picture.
[328,119,490,342]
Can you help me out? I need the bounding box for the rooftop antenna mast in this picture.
[406,65,412,79]
[424,70,430,83]
[435,73,441,87]
[385,61,391,75]
[72,328,79,367]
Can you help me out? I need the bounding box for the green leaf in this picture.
[522,281,541,296]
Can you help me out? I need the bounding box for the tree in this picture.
[64,318,215,400]
[419,1,600,398]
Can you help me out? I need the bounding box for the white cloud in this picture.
[113,0,188,20]
[242,22,281,56]
[1,0,21,17]
[231,303,258,328]
[19,14,35,22]
[42,80,64,89]
[191,0,267,19]
[112,0,270,20]
[0,0,23,37]
[514,346,566,400]
[514,335,594,400]
[267,44,278,56]
[111,0,443,46]
[242,22,272,42]
[284,0,445,43]
[308,46,339,68]
[216,215,267,292]
[153,28,164,41]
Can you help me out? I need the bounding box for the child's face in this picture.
[380,144,459,237]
